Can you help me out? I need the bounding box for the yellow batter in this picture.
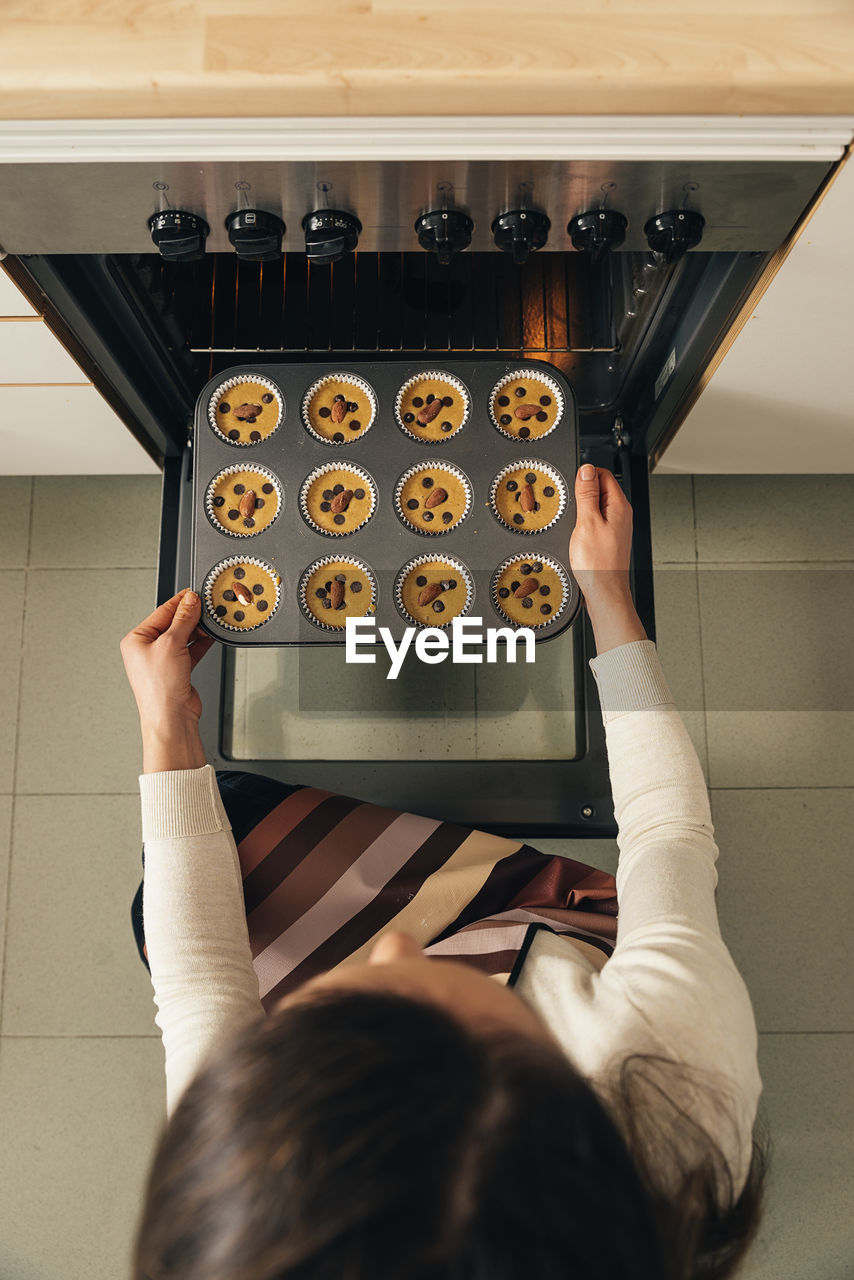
[206,561,280,630]
[208,469,280,536]
[492,465,564,533]
[212,380,281,444]
[302,559,376,628]
[302,467,375,535]
[398,559,470,626]
[490,373,561,441]
[397,375,468,442]
[397,465,470,533]
[492,556,566,627]
[304,377,374,443]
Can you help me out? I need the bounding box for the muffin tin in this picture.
[191,361,580,646]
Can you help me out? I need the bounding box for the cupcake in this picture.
[395,372,469,443]
[205,465,282,537]
[300,556,377,629]
[203,557,281,631]
[490,460,566,534]
[302,374,376,444]
[300,463,375,536]
[209,375,283,445]
[491,554,569,628]
[395,462,471,535]
[489,368,564,441]
[395,555,473,628]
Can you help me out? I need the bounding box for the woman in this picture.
[121,464,768,1280]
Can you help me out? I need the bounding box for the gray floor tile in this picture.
[30,475,161,568]
[709,789,853,1033]
[695,476,854,564]
[700,565,854,788]
[652,565,708,777]
[649,473,696,563]
[0,1036,165,1280]
[16,568,155,794]
[0,797,11,1022]
[2,795,158,1036]
[740,1034,854,1280]
[0,571,25,792]
[0,477,32,567]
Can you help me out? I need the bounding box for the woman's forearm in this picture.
[142,720,208,774]
[585,590,648,655]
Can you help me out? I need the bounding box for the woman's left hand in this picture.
[120,589,216,736]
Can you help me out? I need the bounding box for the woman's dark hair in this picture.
[134,991,769,1280]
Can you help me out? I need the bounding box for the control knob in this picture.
[147,210,209,263]
[225,209,285,262]
[302,209,362,265]
[644,209,705,262]
[415,209,474,265]
[492,209,550,264]
[567,209,628,262]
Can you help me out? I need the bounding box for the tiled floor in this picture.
[1,472,852,1279]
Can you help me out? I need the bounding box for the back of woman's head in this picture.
[133,990,765,1280]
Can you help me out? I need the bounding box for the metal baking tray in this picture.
[191,360,580,646]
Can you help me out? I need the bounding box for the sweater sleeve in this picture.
[140,764,265,1115]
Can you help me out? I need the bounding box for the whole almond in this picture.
[232,580,253,606]
[330,488,354,513]
[417,582,443,607]
[233,403,263,421]
[424,486,447,509]
[330,578,346,609]
[416,398,442,426]
[520,483,536,512]
[238,489,257,519]
[330,399,347,423]
[513,576,539,598]
[514,404,541,420]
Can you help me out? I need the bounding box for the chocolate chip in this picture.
[440,579,452,590]
[500,414,511,425]
[255,498,264,509]
[228,429,240,440]
[403,412,415,423]
[332,484,344,494]
[333,513,345,524]
[521,564,532,574]
[422,511,434,522]
[536,411,548,422]
[234,567,246,579]
[513,514,524,524]
[406,499,419,510]
[335,574,346,583]
[498,587,510,598]
[448,579,457,589]
[322,489,334,500]
[246,416,257,424]
[219,402,230,413]
[319,407,331,418]
[250,431,262,441]
[511,580,520,591]
[215,604,227,616]
[522,598,533,609]
[416,575,427,587]
[252,583,264,595]
[262,483,274,494]
[442,396,453,406]
[228,509,239,520]
[335,600,346,611]
[498,395,509,406]
[515,386,526,397]
[539,585,550,596]
[350,581,363,593]
[506,480,518,492]
[540,604,551,615]
[442,511,453,523]
[223,589,236,602]
[412,396,424,408]
[320,501,331,512]
[321,598,331,609]
[234,610,245,621]
[347,402,358,413]
[543,485,555,497]
[534,502,541,511]
[213,495,225,507]
[334,393,345,402]
[422,477,434,488]
[257,600,268,611]
[262,393,273,403]
[540,395,551,405]
[348,421,361,431]
[324,581,332,591]
[243,517,255,528]
[315,588,327,598]
[532,562,543,572]
[354,488,365,500]
[518,427,530,439]
[333,432,344,442]
[432,600,445,613]
[525,473,537,484]
[426,393,434,403]
[440,421,453,432]
[233,483,245,494]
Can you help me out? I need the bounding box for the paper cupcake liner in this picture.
[490,553,570,630]
[298,462,376,537]
[301,373,377,446]
[489,458,567,535]
[204,463,283,538]
[394,371,470,444]
[394,553,474,629]
[202,554,282,632]
[394,461,472,536]
[298,554,378,630]
[208,374,284,446]
[488,368,564,441]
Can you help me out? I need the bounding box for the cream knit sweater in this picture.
[140,640,761,1199]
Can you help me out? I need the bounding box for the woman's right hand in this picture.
[568,464,634,608]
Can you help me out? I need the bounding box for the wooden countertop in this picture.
[3,1,854,119]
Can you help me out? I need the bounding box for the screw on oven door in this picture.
[580,806,595,820]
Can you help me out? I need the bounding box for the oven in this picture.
[2,117,847,835]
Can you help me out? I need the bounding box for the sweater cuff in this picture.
[588,639,675,724]
[139,763,231,842]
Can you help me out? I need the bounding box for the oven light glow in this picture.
[345,616,536,681]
